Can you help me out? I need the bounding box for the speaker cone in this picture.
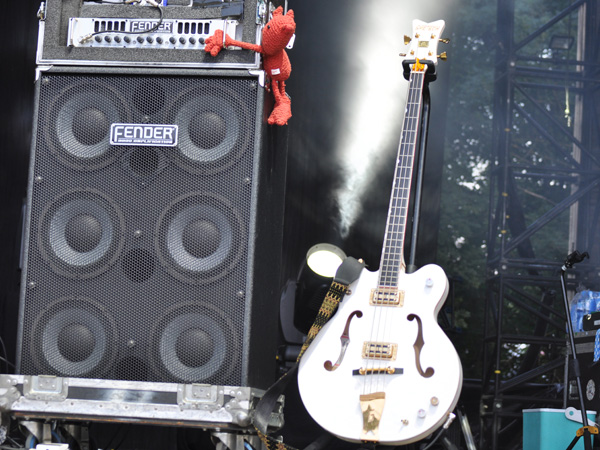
[166,82,253,174]
[43,79,131,170]
[38,189,125,279]
[156,192,245,284]
[30,297,118,377]
[150,302,239,383]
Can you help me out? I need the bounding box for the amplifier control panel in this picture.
[67,17,240,49]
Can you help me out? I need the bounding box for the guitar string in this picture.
[366,67,422,392]
[381,69,424,392]
[366,70,413,395]
[365,69,425,396]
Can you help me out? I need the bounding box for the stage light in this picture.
[305,243,346,277]
[293,244,346,334]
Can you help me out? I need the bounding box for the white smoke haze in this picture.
[332,4,441,238]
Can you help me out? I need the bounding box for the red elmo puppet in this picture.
[205,6,296,126]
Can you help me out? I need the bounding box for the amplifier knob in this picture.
[114,36,122,43]
[179,37,186,44]
[104,36,112,43]
[95,35,102,43]
[189,37,196,44]
[199,37,205,44]
[124,36,131,43]
[156,37,163,44]
[170,36,177,44]
[146,36,154,43]
[137,36,144,44]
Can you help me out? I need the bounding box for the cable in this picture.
[419,413,456,450]
[51,430,62,444]
[24,435,37,450]
[0,356,15,373]
[417,428,445,450]
[0,336,14,373]
[6,436,23,447]
[79,1,165,44]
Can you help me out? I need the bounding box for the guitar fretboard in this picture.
[378,68,426,288]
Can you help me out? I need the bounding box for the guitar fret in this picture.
[378,68,425,284]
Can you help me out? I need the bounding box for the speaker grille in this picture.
[18,72,280,386]
[155,192,246,285]
[37,188,125,279]
[30,296,118,378]
[44,81,131,170]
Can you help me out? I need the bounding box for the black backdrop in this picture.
[0,1,39,369]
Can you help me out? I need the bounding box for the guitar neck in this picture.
[378,68,427,287]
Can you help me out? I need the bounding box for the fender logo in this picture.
[110,123,179,147]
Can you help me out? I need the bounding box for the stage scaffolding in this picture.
[482,0,600,448]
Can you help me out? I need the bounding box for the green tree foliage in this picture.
[437,0,585,380]
[437,0,497,378]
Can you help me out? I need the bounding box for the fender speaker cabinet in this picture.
[12,2,289,448]
[16,0,289,392]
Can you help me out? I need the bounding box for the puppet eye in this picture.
[267,25,271,29]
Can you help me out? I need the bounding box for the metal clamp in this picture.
[23,376,68,402]
[565,407,598,427]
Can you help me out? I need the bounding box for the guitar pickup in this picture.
[362,342,398,360]
[352,367,403,376]
[370,287,404,306]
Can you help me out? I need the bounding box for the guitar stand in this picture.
[405,73,432,275]
[560,250,597,450]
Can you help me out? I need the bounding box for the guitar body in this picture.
[297,264,462,445]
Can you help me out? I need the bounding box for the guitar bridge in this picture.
[362,342,398,360]
[352,367,403,376]
[370,287,404,306]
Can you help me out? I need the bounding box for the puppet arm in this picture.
[204,30,262,56]
[224,37,262,53]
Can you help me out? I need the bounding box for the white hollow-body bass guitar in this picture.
[297,19,462,446]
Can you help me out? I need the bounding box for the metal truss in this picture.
[483,0,600,448]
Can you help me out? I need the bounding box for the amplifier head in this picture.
[37,0,283,68]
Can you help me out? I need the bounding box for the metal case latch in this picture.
[23,376,68,402]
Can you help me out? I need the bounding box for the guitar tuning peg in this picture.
[438,52,448,61]
[404,35,412,45]
[439,38,450,44]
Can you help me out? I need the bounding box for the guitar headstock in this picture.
[401,19,447,80]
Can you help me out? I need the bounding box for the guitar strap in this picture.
[253,256,365,450]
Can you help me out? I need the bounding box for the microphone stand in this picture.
[560,250,596,450]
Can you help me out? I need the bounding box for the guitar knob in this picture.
[425,278,434,287]
[431,396,439,406]
[418,409,427,418]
